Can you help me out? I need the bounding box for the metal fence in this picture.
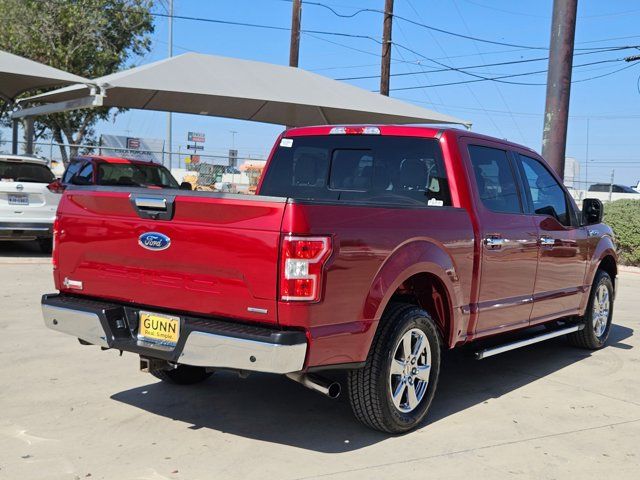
[0,138,267,193]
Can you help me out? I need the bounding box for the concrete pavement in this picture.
[0,241,638,479]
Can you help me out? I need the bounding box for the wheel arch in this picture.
[363,240,465,349]
[579,237,617,314]
[587,235,618,287]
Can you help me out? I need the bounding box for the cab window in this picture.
[517,154,572,226]
[468,145,521,214]
[74,163,94,185]
[260,136,451,207]
[62,161,83,183]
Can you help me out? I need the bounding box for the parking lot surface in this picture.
[1,241,639,479]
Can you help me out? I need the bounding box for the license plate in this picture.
[138,311,180,346]
[8,194,28,205]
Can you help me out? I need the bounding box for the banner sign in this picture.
[100,135,164,163]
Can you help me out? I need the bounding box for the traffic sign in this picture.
[187,145,204,150]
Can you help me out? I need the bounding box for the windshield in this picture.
[259,135,451,206]
[0,160,55,183]
[97,162,179,188]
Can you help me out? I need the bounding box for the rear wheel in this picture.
[150,365,212,385]
[568,270,614,349]
[347,303,442,433]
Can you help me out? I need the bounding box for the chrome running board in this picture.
[475,324,584,360]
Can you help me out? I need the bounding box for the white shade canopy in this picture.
[0,50,91,102]
[24,52,471,128]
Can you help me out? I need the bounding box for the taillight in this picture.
[280,235,332,302]
[47,180,65,194]
[52,216,60,269]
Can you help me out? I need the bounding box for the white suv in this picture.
[0,154,61,253]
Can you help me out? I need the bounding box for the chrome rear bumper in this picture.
[42,294,307,374]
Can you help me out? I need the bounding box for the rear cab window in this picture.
[0,160,54,184]
[97,162,179,188]
[259,135,451,207]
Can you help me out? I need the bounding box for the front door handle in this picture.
[484,236,505,250]
[539,235,555,247]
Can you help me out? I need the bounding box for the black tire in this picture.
[38,238,53,254]
[568,270,614,349]
[150,365,212,385]
[347,303,442,433]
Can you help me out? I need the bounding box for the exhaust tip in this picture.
[327,382,341,399]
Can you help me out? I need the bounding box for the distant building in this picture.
[564,157,580,189]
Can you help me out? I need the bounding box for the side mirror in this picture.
[582,198,603,225]
[179,181,193,191]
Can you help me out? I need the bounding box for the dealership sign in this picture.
[188,132,206,143]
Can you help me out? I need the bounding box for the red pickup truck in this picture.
[42,125,617,433]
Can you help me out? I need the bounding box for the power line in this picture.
[282,0,548,50]
[284,0,635,52]
[399,0,505,137]
[335,46,640,81]
[80,1,640,90]
[389,59,640,90]
[462,0,640,20]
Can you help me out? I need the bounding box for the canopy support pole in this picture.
[11,117,18,154]
[24,117,34,154]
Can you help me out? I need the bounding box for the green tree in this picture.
[0,0,154,162]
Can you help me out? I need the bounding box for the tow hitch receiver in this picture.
[140,356,172,373]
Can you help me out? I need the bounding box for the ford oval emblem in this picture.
[138,232,171,251]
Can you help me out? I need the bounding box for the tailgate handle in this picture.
[134,197,167,211]
[130,194,175,220]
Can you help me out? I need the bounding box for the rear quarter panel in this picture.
[279,201,474,367]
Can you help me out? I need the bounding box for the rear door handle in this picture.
[484,236,505,250]
[539,236,555,247]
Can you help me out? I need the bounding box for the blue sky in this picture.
[47,0,640,186]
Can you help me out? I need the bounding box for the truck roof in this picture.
[284,125,538,154]
[0,153,49,165]
[72,155,159,166]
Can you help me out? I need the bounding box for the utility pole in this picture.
[541,0,578,180]
[380,0,394,96]
[608,169,614,202]
[166,0,174,169]
[287,0,302,128]
[289,0,302,68]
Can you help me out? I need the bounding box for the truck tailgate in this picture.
[55,188,287,324]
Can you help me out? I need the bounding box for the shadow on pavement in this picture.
[0,240,49,258]
[111,324,633,453]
